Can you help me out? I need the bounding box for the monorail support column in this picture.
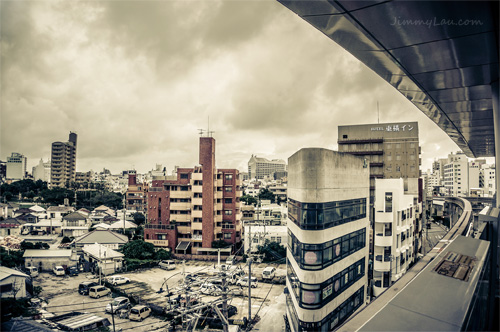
[490,79,499,331]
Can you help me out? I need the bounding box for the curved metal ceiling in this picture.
[279,0,499,157]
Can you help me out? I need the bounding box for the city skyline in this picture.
[0,1,479,175]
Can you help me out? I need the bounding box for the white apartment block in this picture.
[443,152,469,197]
[6,152,27,181]
[480,164,496,197]
[373,178,418,297]
[32,159,51,182]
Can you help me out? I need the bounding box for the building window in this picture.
[224,198,232,204]
[180,173,189,179]
[287,259,365,310]
[224,210,233,215]
[288,229,366,271]
[225,174,233,180]
[343,135,348,139]
[385,192,393,212]
[0,283,13,293]
[224,233,231,239]
[288,198,367,231]
[396,166,401,172]
[225,187,233,192]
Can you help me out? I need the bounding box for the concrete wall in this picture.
[0,275,27,298]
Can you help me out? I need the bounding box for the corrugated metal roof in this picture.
[0,266,29,281]
[23,249,72,258]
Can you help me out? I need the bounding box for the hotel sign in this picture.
[371,124,414,132]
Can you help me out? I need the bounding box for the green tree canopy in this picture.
[240,195,257,206]
[121,240,156,260]
[257,240,286,263]
[133,212,146,225]
[258,188,275,203]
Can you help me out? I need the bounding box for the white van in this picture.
[262,266,276,280]
[27,266,39,278]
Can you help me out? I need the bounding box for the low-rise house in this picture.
[47,206,75,222]
[23,249,78,272]
[0,218,25,237]
[73,229,128,253]
[109,220,137,233]
[0,203,11,219]
[62,212,90,237]
[82,243,124,275]
[0,266,30,299]
[21,219,63,236]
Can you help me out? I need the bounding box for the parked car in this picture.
[106,297,131,314]
[199,283,222,296]
[79,281,99,295]
[26,266,39,278]
[89,285,111,299]
[66,266,79,276]
[106,275,130,285]
[227,269,245,285]
[236,276,258,288]
[159,260,176,270]
[53,266,65,276]
[203,303,238,318]
[129,305,151,321]
[262,266,276,280]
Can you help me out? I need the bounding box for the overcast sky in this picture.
[1,0,472,175]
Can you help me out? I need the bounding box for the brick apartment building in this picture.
[144,137,242,257]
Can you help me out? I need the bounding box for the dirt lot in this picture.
[34,261,286,331]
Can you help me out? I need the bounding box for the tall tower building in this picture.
[51,132,77,188]
[144,136,242,256]
[286,148,369,331]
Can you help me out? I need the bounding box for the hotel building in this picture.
[248,155,287,180]
[286,148,369,331]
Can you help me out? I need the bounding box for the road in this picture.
[423,221,448,254]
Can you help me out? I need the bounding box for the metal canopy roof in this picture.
[278,0,499,157]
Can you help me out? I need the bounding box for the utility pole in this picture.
[222,272,228,332]
[110,302,116,332]
[248,257,252,327]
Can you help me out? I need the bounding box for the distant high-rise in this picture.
[286,148,369,331]
[248,155,286,179]
[51,132,77,188]
[6,152,27,181]
[33,158,51,182]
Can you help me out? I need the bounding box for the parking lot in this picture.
[34,261,286,331]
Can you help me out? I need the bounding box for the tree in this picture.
[240,195,257,206]
[258,188,275,203]
[0,247,24,268]
[155,249,171,261]
[121,240,156,260]
[133,212,146,225]
[257,240,286,262]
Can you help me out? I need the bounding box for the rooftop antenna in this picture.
[207,116,215,137]
[377,101,380,124]
[198,129,205,136]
